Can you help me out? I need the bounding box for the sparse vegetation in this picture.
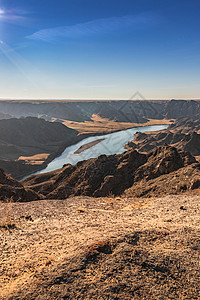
[0,194,199,299]
[77,206,86,213]
[0,100,200,298]
[0,197,16,230]
[62,114,172,134]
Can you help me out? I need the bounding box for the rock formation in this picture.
[126,117,200,157]
[22,145,200,199]
[0,168,41,202]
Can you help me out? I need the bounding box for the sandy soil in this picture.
[74,139,105,154]
[18,153,50,165]
[62,114,172,134]
[0,193,199,298]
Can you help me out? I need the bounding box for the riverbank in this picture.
[62,114,172,134]
[0,117,170,180]
[33,124,168,176]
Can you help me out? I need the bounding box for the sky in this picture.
[0,0,200,100]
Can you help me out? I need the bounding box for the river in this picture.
[36,124,168,174]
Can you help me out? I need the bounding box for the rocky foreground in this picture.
[0,127,200,300]
[0,140,199,299]
[0,194,199,299]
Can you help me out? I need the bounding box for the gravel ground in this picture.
[0,193,199,299]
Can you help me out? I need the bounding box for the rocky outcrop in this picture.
[134,146,196,182]
[22,150,147,199]
[0,168,22,187]
[0,185,42,202]
[169,117,200,133]
[126,118,200,157]
[0,168,41,202]
[124,163,200,198]
[22,145,199,199]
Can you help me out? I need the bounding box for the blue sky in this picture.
[0,0,200,100]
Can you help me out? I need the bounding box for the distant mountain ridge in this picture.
[0,112,13,120]
[0,99,200,123]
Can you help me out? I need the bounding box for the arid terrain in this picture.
[0,101,173,179]
[0,193,199,299]
[0,99,200,122]
[0,99,200,178]
[0,117,82,178]
[62,114,171,135]
[125,117,200,157]
[0,99,200,299]
[21,145,200,199]
[0,143,199,298]
[1,0,200,297]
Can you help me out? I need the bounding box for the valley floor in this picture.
[62,114,172,134]
[0,193,199,299]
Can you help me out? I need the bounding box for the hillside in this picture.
[1,100,200,179]
[0,146,199,299]
[0,100,200,299]
[0,112,12,120]
[0,168,41,203]
[21,145,200,199]
[0,117,79,178]
[125,118,200,157]
[1,99,200,124]
[0,194,199,299]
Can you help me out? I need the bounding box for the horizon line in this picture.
[0,98,200,103]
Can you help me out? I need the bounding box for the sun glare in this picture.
[0,8,5,15]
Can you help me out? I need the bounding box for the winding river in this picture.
[37,124,168,174]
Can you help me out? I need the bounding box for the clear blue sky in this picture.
[0,0,200,100]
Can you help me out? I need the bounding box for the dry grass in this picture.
[102,195,125,211]
[18,153,50,165]
[0,197,16,230]
[77,206,86,213]
[44,255,55,266]
[0,194,199,298]
[61,114,172,134]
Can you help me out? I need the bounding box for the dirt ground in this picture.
[0,193,199,299]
